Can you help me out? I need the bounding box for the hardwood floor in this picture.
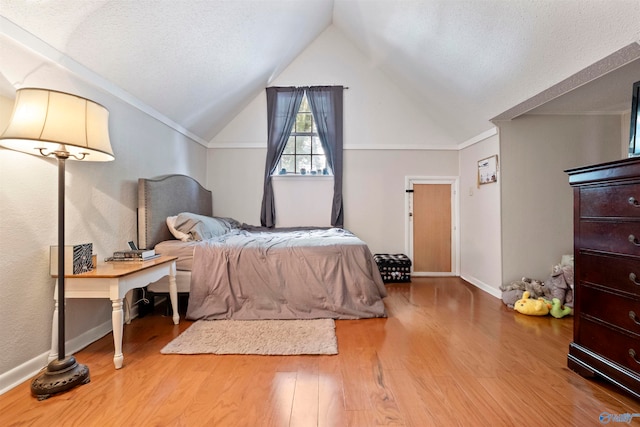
[1,277,638,426]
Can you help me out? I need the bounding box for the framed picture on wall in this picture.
[478,155,498,185]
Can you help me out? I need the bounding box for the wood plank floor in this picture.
[1,277,638,426]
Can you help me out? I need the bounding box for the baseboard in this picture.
[460,274,502,299]
[0,318,113,396]
[411,272,456,277]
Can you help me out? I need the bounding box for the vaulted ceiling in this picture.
[1,0,639,147]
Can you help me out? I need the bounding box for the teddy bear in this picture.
[544,263,574,308]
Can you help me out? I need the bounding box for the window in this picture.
[275,94,330,175]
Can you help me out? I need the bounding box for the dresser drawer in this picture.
[580,285,640,335]
[578,316,640,375]
[580,252,640,296]
[580,183,640,218]
[579,221,640,256]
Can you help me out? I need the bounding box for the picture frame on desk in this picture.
[50,243,93,275]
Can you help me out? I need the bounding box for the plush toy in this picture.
[514,291,550,316]
[514,291,573,318]
[543,263,575,308]
[500,277,545,308]
[549,298,572,319]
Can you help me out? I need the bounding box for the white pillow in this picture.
[166,216,192,241]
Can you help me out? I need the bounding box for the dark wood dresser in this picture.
[566,157,640,399]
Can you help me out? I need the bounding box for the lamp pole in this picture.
[31,151,90,400]
[57,155,66,360]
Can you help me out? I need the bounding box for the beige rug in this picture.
[160,318,338,355]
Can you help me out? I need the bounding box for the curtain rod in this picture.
[267,86,349,89]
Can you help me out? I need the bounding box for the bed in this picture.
[138,174,387,320]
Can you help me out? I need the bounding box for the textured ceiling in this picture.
[1,0,639,147]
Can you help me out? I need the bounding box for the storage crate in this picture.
[373,253,411,283]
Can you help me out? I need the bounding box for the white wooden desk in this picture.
[49,256,179,369]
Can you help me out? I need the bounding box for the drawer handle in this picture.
[628,234,640,246]
[631,311,640,326]
[630,349,640,365]
[629,197,640,207]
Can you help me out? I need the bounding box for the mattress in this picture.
[154,239,199,271]
[147,240,198,294]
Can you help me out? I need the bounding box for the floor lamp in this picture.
[0,88,115,400]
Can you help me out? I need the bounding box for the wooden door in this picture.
[412,184,452,273]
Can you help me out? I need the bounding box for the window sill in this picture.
[272,175,334,180]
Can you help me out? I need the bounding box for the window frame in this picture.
[274,93,331,176]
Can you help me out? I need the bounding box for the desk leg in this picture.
[168,262,179,325]
[112,299,124,369]
[48,298,59,363]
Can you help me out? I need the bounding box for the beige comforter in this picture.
[186,228,387,320]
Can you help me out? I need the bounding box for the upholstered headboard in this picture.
[137,175,213,249]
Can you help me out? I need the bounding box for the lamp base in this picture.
[31,356,90,401]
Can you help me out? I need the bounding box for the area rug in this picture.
[160,318,338,355]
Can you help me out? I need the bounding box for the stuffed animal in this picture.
[514,292,573,318]
[543,264,574,307]
[514,291,550,316]
[500,277,545,308]
[549,298,572,319]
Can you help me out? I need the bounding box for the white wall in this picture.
[498,114,623,285]
[459,134,502,296]
[208,25,459,254]
[0,49,206,392]
[207,148,265,224]
[273,176,334,227]
[342,149,458,255]
[208,146,459,254]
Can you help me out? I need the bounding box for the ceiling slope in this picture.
[333,0,640,142]
[0,0,333,144]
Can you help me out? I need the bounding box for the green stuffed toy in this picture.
[514,291,572,318]
[549,297,572,318]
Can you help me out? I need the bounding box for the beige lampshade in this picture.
[0,88,114,161]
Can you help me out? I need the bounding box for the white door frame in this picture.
[405,176,460,277]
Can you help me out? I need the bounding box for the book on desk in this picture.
[106,249,159,262]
